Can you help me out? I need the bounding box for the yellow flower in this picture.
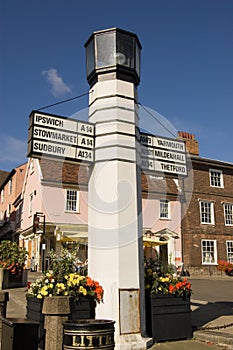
[37,294,42,299]
[79,286,87,296]
[46,272,51,277]
[49,284,54,289]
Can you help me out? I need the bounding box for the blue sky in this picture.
[1,0,232,171]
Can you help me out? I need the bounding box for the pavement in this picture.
[1,272,233,350]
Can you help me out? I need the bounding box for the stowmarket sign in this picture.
[27,111,187,176]
[27,111,94,163]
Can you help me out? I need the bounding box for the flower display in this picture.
[217,260,233,276]
[144,258,192,298]
[26,272,104,303]
[0,240,28,274]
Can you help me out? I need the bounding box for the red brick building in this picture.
[180,132,233,275]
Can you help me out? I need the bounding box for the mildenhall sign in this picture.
[140,132,187,176]
[27,111,94,163]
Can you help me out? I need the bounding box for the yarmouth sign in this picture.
[27,111,94,163]
[140,132,187,176]
[27,111,187,176]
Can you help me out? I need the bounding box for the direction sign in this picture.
[27,111,94,163]
[140,132,187,176]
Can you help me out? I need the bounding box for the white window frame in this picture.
[1,189,4,203]
[6,203,11,218]
[199,200,215,225]
[29,193,33,216]
[226,241,233,263]
[8,179,12,195]
[159,199,170,219]
[201,239,217,265]
[65,190,79,213]
[223,203,233,226]
[209,169,224,188]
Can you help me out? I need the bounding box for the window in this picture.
[65,190,79,212]
[29,193,33,216]
[226,241,233,263]
[199,200,215,224]
[1,189,4,203]
[8,179,12,195]
[201,240,217,264]
[224,203,233,226]
[160,200,169,219]
[209,169,223,188]
[7,203,11,218]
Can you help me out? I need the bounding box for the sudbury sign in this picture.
[27,111,94,163]
[27,111,187,175]
[140,132,187,176]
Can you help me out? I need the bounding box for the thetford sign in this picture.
[140,132,187,176]
[27,111,94,163]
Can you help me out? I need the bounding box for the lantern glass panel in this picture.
[96,31,116,68]
[86,37,95,78]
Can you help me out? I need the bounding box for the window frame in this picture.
[29,193,33,216]
[159,199,170,220]
[209,169,224,188]
[65,189,80,213]
[1,189,4,203]
[223,203,233,226]
[8,179,12,195]
[199,200,215,225]
[201,239,217,265]
[226,241,233,264]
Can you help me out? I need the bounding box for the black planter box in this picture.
[69,296,96,320]
[26,296,96,349]
[2,269,28,289]
[149,294,192,343]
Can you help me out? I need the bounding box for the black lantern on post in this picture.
[85,27,141,87]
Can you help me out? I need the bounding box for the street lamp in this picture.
[85,27,141,87]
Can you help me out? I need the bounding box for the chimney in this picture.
[178,131,199,156]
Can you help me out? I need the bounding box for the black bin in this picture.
[63,319,115,349]
[1,318,39,350]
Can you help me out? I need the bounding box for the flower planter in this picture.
[2,268,28,289]
[26,296,96,349]
[148,294,192,343]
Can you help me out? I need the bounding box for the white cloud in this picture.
[42,68,72,97]
[0,135,27,169]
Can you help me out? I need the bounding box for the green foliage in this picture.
[47,247,79,282]
[0,240,28,269]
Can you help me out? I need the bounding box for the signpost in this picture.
[140,132,187,176]
[27,111,94,163]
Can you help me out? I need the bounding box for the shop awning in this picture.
[143,236,168,247]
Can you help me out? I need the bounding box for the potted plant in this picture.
[217,260,233,276]
[0,240,28,289]
[144,258,192,343]
[25,248,104,349]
